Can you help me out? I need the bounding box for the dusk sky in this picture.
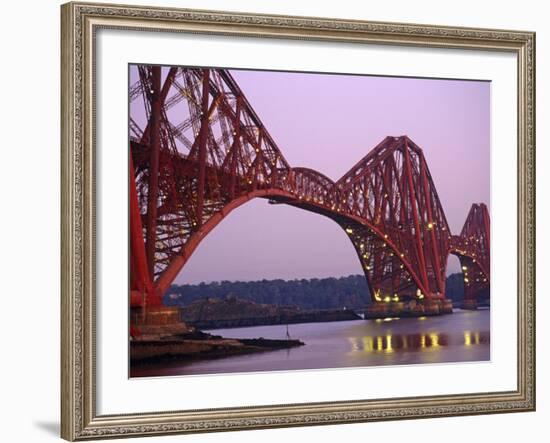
[131,66,490,285]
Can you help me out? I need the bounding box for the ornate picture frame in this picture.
[61,1,535,440]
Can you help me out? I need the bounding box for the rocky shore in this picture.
[130,327,304,366]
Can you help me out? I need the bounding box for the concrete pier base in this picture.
[364,299,454,319]
[460,299,478,310]
[130,306,192,339]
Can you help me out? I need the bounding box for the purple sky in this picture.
[131,66,490,284]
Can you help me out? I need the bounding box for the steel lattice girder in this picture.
[449,204,491,300]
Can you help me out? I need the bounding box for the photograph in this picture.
[128,65,491,378]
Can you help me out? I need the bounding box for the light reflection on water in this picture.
[131,309,490,378]
[347,329,489,354]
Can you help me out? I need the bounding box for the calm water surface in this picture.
[132,309,490,377]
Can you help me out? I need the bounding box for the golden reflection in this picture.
[464,331,472,346]
[347,330,487,355]
[363,336,374,352]
[386,335,394,353]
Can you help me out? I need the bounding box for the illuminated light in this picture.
[374,289,381,301]
[418,316,427,321]
[384,296,392,303]
[400,264,404,269]
[400,253,404,258]
[377,336,384,351]
[462,266,468,271]
[393,294,399,302]
[384,193,388,198]
[366,265,372,271]
[427,222,434,230]
[382,243,387,248]
[345,228,353,234]
[416,289,424,299]
[384,234,388,239]
[464,331,472,346]
[464,278,469,283]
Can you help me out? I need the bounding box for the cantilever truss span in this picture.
[129,66,490,307]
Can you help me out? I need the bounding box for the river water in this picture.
[133,309,490,377]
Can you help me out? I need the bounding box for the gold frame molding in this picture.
[61,1,536,440]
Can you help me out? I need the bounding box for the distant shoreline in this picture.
[185,308,361,330]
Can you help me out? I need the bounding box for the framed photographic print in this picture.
[61,1,536,440]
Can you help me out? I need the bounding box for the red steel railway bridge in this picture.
[129,66,490,315]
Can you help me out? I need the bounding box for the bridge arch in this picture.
[447,250,490,301]
[150,185,427,304]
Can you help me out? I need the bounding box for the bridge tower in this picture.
[449,203,491,309]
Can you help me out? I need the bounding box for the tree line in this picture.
[165,273,466,310]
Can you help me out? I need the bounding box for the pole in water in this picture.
[286,324,291,340]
